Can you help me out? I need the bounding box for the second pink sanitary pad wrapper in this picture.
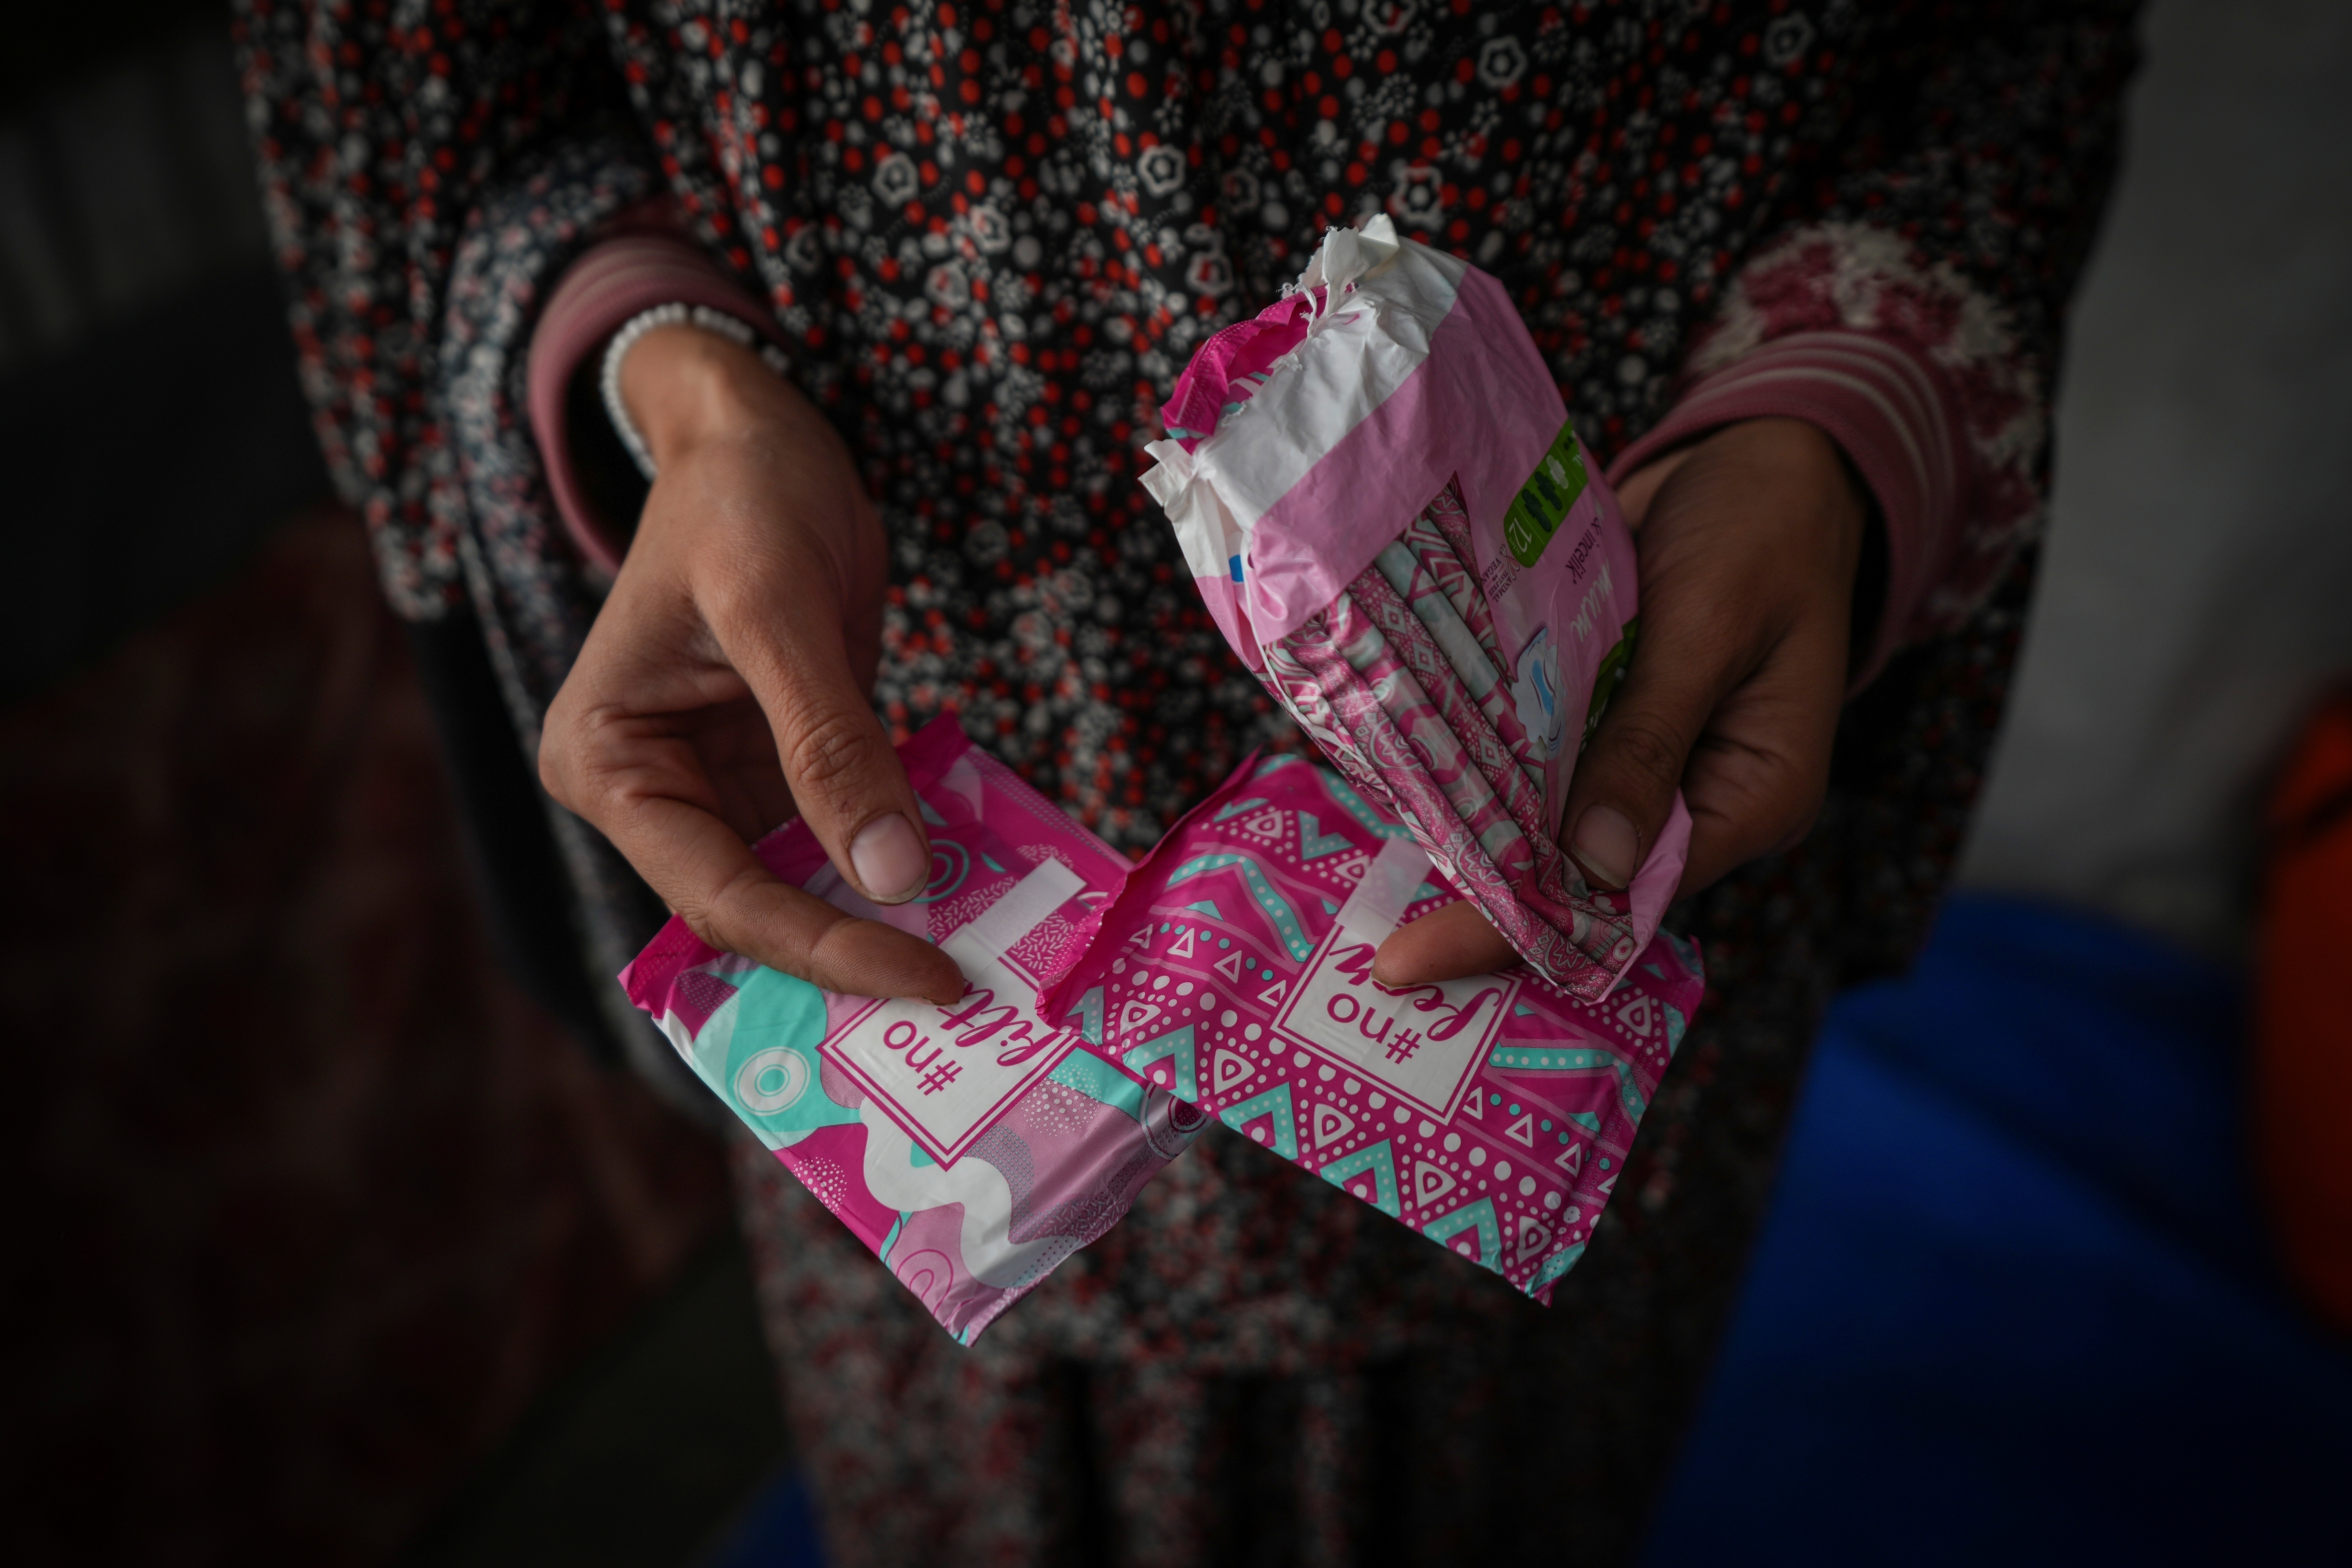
[1042,750,1706,1301]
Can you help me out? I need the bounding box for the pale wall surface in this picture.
[1958,0,2352,953]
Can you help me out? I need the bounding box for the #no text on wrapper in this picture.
[1042,751,1706,1302]
[620,717,1208,1344]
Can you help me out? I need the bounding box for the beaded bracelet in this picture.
[599,302,793,481]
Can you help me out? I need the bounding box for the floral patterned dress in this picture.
[235,3,2138,1562]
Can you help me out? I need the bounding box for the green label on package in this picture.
[1503,421,1590,568]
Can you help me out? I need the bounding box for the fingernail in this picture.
[850,813,928,904]
[1569,805,1639,891]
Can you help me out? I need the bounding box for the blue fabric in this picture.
[1644,893,2352,1566]
[701,1466,828,1568]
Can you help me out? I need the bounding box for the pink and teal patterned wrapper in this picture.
[620,720,1706,1334]
[619,718,1209,1345]
[1041,751,1706,1302]
[1140,218,1682,1002]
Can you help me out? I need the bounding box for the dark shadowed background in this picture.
[0,7,793,1564]
[3,3,2346,1565]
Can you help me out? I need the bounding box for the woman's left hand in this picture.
[1371,416,1869,985]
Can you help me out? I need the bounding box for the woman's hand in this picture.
[1372,416,1869,984]
[539,326,964,1004]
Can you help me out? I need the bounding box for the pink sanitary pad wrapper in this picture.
[1141,216,1690,1002]
[1040,750,1705,1302]
[620,717,1209,1344]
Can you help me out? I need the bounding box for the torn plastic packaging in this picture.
[1140,215,1689,1002]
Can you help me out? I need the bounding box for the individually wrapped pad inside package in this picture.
[621,717,1210,1343]
[1141,215,1689,1002]
[1041,752,1704,1300]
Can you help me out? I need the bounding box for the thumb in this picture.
[1373,650,1716,989]
[714,594,937,908]
[1557,642,1720,894]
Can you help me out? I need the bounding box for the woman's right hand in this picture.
[538,325,964,1004]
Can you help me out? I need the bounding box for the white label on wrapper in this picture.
[820,858,1089,1165]
[1272,837,1515,1120]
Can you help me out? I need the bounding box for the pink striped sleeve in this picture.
[527,225,784,574]
[1608,221,2044,688]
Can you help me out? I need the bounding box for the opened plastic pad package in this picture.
[1140,215,1690,1003]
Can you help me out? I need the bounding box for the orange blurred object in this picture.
[2257,692,2352,1332]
